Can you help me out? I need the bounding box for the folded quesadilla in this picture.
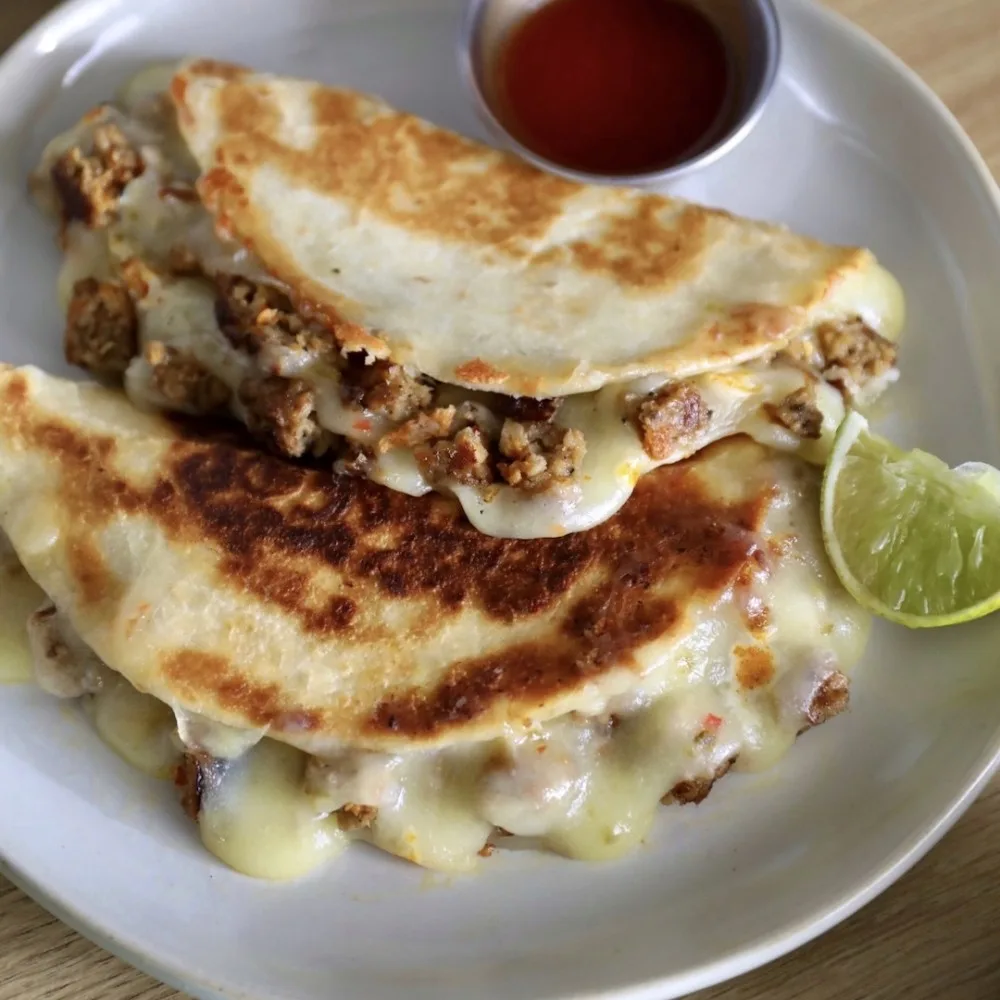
[32,60,904,538]
[0,364,868,877]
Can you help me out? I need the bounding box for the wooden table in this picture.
[2,0,999,997]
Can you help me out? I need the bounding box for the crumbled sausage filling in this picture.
[376,405,461,454]
[378,403,586,491]
[779,318,898,399]
[635,381,711,461]
[339,352,434,423]
[64,277,138,378]
[64,264,583,493]
[379,404,496,485]
[238,375,321,458]
[763,384,824,440]
[144,340,232,414]
[50,123,144,228]
[815,318,898,397]
[497,420,587,491]
[425,424,495,486]
[215,275,336,360]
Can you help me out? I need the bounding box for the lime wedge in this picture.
[821,411,1000,628]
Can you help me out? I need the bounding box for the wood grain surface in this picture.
[1,0,999,998]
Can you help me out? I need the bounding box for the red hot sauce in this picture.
[494,0,730,175]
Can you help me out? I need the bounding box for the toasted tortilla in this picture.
[0,364,866,754]
[170,59,904,396]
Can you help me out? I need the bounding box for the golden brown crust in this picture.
[802,670,850,730]
[734,645,775,690]
[568,202,708,289]
[664,756,737,805]
[454,359,511,387]
[66,535,123,610]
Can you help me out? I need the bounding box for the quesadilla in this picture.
[0,364,868,877]
[32,60,904,538]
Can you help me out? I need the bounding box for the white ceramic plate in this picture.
[2,1,1000,998]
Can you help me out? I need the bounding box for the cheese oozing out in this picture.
[0,457,870,878]
[34,64,903,540]
[0,539,46,684]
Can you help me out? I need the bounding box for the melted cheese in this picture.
[35,68,902,541]
[173,706,265,759]
[198,740,348,879]
[85,676,181,778]
[365,748,496,872]
[0,564,46,683]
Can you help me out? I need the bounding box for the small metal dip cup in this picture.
[458,0,782,185]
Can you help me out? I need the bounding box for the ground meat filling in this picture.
[215,276,336,361]
[779,318,898,399]
[238,376,321,458]
[764,384,824,439]
[386,405,497,486]
[426,424,495,486]
[50,123,144,228]
[378,404,586,491]
[376,405,460,454]
[144,340,231,414]
[339,352,434,423]
[64,277,138,378]
[815,319,897,396]
[497,420,586,490]
[635,381,711,460]
[337,803,378,831]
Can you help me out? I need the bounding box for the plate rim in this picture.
[1,0,999,998]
